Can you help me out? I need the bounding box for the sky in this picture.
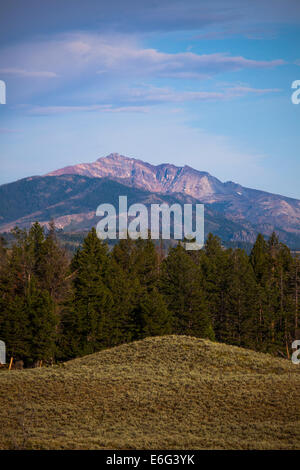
[0,0,299,198]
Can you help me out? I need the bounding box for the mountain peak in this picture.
[97,152,130,162]
[47,153,225,200]
[2,152,300,247]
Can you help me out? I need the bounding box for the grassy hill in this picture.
[0,335,299,450]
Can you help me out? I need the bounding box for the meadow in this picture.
[0,335,299,450]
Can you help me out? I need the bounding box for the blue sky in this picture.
[0,0,299,198]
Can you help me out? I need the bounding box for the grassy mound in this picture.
[0,335,299,449]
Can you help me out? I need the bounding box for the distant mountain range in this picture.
[1,152,300,248]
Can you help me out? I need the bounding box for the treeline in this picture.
[0,222,299,366]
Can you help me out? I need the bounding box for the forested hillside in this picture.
[0,222,299,367]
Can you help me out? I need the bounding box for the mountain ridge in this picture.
[47,152,299,202]
[0,152,299,248]
[45,152,300,240]
[45,152,250,200]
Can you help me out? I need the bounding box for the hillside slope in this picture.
[0,335,299,450]
[1,172,300,248]
[47,153,300,241]
[0,174,258,246]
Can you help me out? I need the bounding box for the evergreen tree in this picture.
[37,221,71,304]
[102,258,136,347]
[0,295,30,361]
[290,256,300,340]
[111,237,137,277]
[223,249,258,348]
[26,279,57,364]
[249,233,271,349]
[160,244,214,339]
[133,238,160,291]
[62,228,112,357]
[139,287,172,338]
[199,233,228,341]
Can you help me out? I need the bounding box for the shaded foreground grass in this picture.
[0,335,299,449]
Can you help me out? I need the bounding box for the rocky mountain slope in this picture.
[0,153,299,248]
[48,152,300,246]
[48,153,300,236]
[0,175,252,245]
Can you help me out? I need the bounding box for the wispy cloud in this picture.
[26,83,281,115]
[65,34,285,78]
[0,32,285,86]
[29,104,151,115]
[0,68,58,78]
[123,84,281,104]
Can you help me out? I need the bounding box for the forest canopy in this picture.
[0,222,299,367]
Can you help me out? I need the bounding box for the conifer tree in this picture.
[133,238,160,291]
[102,257,136,347]
[139,287,172,338]
[63,228,112,357]
[200,233,228,341]
[0,295,30,362]
[160,244,214,339]
[37,221,71,304]
[250,233,272,350]
[223,249,258,348]
[291,256,300,339]
[26,279,57,364]
[111,237,137,277]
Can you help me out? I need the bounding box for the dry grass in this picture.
[0,335,299,449]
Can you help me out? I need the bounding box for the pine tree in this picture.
[111,237,136,277]
[133,238,160,292]
[37,221,71,304]
[223,249,259,348]
[250,232,295,355]
[250,233,269,283]
[250,234,271,349]
[200,233,228,341]
[26,279,57,364]
[291,256,300,340]
[139,287,172,338]
[160,244,214,339]
[102,258,136,347]
[0,295,30,362]
[62,228,112,357]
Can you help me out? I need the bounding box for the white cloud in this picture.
[0,32,284,85]
[122,84,281,104]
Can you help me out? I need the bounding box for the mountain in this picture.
[47,153,300,242]
[1,335,299,449]
[0,152,300,248]
[47,152,227,200]
[0,174,253,246]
